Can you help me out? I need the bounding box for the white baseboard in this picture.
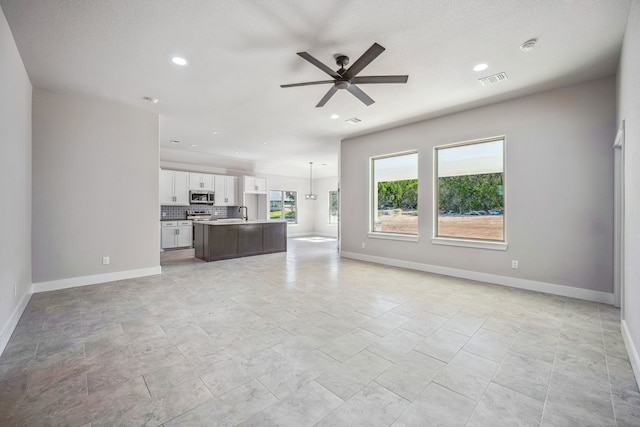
[288,232,309,238]
[288,233,337,238]
[32,266,162,293]
[340,251,614,304]
[0,288,33,356]
[289,232,338,238]
[312,232,339,238]
[622,320,640,388]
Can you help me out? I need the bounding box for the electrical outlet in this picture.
[361,242,366,249]
[102,256,110,265]
[511,260,519,269]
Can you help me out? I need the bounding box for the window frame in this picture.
[368,150,419,242]
[328,190,339,224]
[431,136,507,251]
[269,190,298,224]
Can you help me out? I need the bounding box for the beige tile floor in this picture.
[1,237,639,426]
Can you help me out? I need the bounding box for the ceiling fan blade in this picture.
[316,85,339,108]
[297,52,341,79]
[343,43,385,80]
[347,84,375,106]
[351,75,409,84]
[280,80,335,88]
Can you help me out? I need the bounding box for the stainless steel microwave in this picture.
[189,190,214,204]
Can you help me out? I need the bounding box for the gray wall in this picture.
[619,0,640,380]
[0,5,32,352]
[341,77,615,294]
[32,89,160,283]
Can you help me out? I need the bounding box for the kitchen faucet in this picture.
[239,206,248,221]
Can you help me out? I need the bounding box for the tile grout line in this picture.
[538,300,565,426]
[83,343,88,397]
[141,374,152,398]
[599,308,619,427]
[366,378,414,426]
[459,316,501,427]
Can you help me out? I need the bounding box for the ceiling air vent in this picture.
[478,72,508,87]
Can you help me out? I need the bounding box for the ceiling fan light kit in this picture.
[281,43,409,107]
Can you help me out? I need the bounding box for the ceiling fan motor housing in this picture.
[280,43,408,107]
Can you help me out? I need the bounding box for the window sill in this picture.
[430,237,507,251]
[368,232,419,242]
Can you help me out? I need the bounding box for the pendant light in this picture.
[305,162,317,200]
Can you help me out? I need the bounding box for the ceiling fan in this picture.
[280,43,408,107]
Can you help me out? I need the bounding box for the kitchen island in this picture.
[194,219,287,261]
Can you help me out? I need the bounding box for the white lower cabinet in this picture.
[161,221,193,249]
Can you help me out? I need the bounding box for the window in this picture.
[371,151,418,236]
[329,190,339,224]
[435,137,504,242]
[270,190,297,223]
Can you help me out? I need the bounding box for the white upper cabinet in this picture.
[214,175,238,206]
[159,170,174,205]
[159,170,189,205]
[243,176,267,194]
[189,173,215,191]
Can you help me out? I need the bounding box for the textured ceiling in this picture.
[0,0,632,178]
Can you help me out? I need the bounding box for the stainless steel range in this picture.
[186,211,212,221]
[186,211,212,247]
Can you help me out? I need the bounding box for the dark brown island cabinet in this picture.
[194,221,287,261]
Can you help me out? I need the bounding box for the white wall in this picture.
[341,77,616,298]
[619,0,640,384]
[32,89,160,287]
[0,5,32,354]
[266,173,316,236]
[160,147,256,175]
[313,176,339,238]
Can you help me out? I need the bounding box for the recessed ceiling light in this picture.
[473,63,489,72]
[191,144,198,147]
[143,96,159,104]
[330,114,340,119]
[520,38,537,52]
[263,142,269,145]
[171,56,188,66]
[212,130,220,135]
[170,139,180,144]
[234,151,240,155]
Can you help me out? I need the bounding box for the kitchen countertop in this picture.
[194,219,285,225]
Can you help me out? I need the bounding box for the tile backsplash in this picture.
[160,205,239,220]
